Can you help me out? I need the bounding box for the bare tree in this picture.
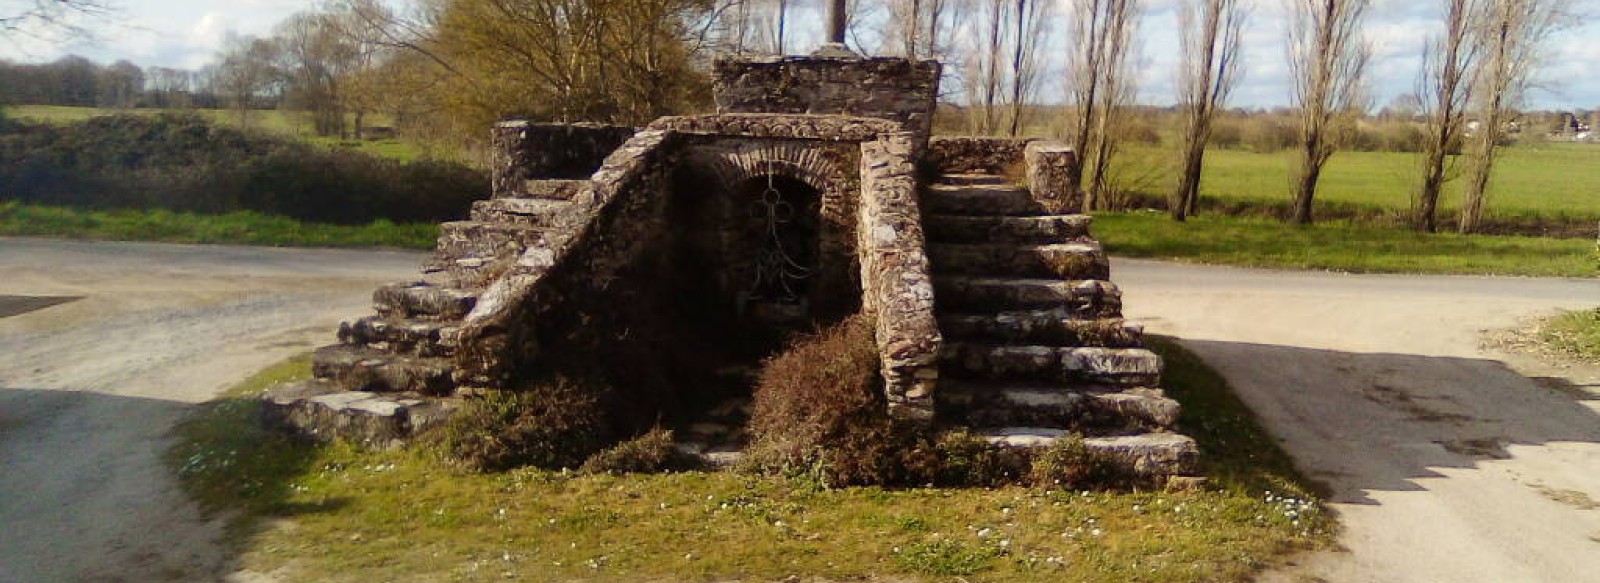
[1005,0,1050,136]
[1286,0,1370,225]
[1065,0,1141,210]
[212,34,284,129]
[960,0,1009,134]
[1412,0,1483,232]
[885,0,952,59]
[1170,0,1247,221]
[1457,0,1568,233]
[0,0,112,40]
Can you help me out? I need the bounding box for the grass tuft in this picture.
[1540,308,1600,361]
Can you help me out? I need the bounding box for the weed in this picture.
[1028,434,1126,489]
[744,315,935,486]
[893,537,1005,576]
[440,378,610,472]
[1540,308,1600,360]
[579,428,685,475]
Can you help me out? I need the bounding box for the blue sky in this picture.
[2,0,1597,110]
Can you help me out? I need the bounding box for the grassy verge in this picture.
[1096,211,1597,277]
[0,203,438,250]
[1540,308,1600,361]
[169,339,1330,583]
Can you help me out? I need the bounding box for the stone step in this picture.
[469,198,573,227]
[928,242,1110,280]
[312,344,457,396]
[922,183,1045,216]
[937,173,1011,186]
[938,311,1142,346]
[942,344,1161,386]
[373,282,478,320]
[925,214,1094,245]
[980,429,1199,478]
[432,221,554,288]
[262,379,459,449]
[522,179,589,201]
[338,316,458,357]
[436,221,548,262]
[933,277,1122,315]
[938,381,1179,431]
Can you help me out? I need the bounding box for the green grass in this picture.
[0,202,438,249]
[1096,211,1597,277]
[1540,308,1600,361]
[1119,142,1600,223]
[5,105,429,161]
[169,340,1330,583]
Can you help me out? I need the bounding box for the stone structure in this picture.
[266,53,1197,479]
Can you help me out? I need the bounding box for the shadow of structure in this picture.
[1175,339,1600,506]
[0,295,82,319]
[0,387,330,583]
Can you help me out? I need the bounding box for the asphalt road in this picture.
[0,238,1596,582]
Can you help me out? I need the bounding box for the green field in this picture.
[1118,142,1600,223]
[5,104,428,161]
[1095,211,1596,277]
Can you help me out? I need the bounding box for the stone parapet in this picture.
[648,113,900,142]
[490,121,636,197]
[857,131,942,422]
[457,129,683,385]
[712,56,940,149]
[926,136,1036,175]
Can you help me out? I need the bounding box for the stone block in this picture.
[1025,141,1080,214]
[262,380,458,449]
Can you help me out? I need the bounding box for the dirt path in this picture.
[0,238,425,583]
[2,239,1596,582]
[1116,259,1600,583]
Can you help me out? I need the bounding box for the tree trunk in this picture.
[1292,143,1324,225]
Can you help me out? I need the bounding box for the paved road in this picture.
[0,239,1596,582]
[0,238,427,583]
[1116,259,1600,583]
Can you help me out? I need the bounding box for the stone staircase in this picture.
[264,179,588,446]
[923,173,1198,477]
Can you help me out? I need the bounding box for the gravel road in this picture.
[0,239,1595,582]
[0,237,426,583]
[1117,259,1600,583]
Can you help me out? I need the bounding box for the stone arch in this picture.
[671,137,862,332]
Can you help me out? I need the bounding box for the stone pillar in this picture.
[1025,141,1081,214]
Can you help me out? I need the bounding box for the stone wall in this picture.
[925,136,1036,175]
[712,56,940,149]
[857,131,942,422]
[458,129,681,387]
[491,121,637,197]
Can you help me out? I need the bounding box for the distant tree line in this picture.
[0,57,221,109]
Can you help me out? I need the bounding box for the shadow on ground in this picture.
[1175,339,1600,506]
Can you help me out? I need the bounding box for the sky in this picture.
[1,0,1597,110]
